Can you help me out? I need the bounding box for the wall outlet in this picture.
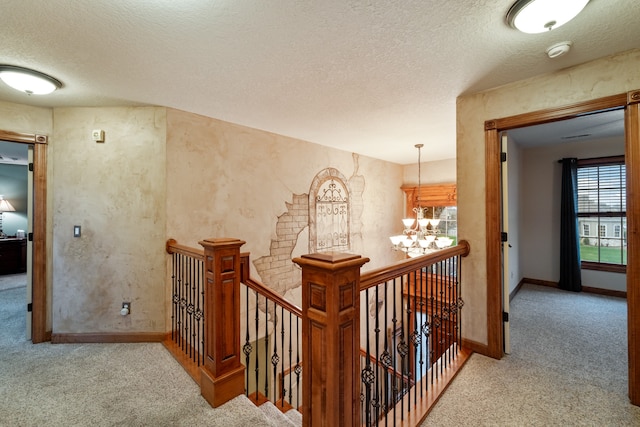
[121,302,131,316]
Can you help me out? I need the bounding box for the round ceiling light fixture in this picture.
[506,0,590,34]
[0,65,62,95]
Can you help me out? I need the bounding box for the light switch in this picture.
[74,226,81,237]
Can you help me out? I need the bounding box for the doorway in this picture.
[0,130,48,343]
[484,90,640,405]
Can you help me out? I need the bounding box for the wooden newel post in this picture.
[293,252,370,427]
[199,237,246,407]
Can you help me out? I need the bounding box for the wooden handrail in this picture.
[243,276,303,318]
[239,253,303,318]
[166,238,204,260]
[360,240,470,291]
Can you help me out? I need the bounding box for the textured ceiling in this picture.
[0,0,639,164]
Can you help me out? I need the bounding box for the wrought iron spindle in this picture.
[391,277,398,409]
[272,300,279,403]
[411,269,418,406]
[362,288,372,426]
[197,259,204,366]
[243,283,252,397]
[254,289,260,401]
[382,281,390,425]
[430,263,436,385]
[288,311,293,407]
[171,253,177,341]
[280,305,285,408]
[189,257,194,359]
[374,283,381,423]
[456,255,464,355]
[295,316,301,410]
[264,297,269,399]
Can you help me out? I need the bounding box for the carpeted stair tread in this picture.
[284,408,302,425]
[258,401,300,427]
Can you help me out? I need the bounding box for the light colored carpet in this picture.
[0,278,298,427]
[424,284,640,426]
[0,273,26,292]
[3,274,639,426]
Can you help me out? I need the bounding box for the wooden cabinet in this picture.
[401,183,456,218]
[0,238,27,275]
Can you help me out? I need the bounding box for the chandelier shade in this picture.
[390,145,452,255]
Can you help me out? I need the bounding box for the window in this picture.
[577,156,626,272]
[599,224,606,238]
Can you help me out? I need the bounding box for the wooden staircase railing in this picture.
[166,238,471,426]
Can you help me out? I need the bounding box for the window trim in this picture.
[577,155,626,273]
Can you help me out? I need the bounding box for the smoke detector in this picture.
[546,41,572,58]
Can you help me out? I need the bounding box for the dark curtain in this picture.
[559,158,582,292]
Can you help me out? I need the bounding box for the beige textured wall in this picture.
[0,100,53,135]
[457,48,640,345]
[51,107,167,333]
[403,158,456,186]
[165,108,404,287]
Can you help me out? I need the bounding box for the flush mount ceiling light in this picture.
[0,65,62,95]
[506,0,590,34]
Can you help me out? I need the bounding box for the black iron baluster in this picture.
[171,253,176,342]
[392,277,398,413]
[438,261,446,374]
[456,254,464,355]
[382,280,390,427]
[197,259,204,366]
[288,311,293,407]
[419,265,426,396]
[405,271,412,415]
[254,290,260,401]
[178,253,184,351]
[374,284,381,423]
[430,262,435,385]
[295,316,301,410]
[362,288,372,426]
[272,300,279,403]
[243,283,251,397]
[411,269,417,406]
[447,258,453,366]
[280,305,285,408]
[189,257,194,361]
[264,297,269,399]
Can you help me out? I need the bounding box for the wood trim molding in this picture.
[485,90,639,405]
[487,93,628,132]
[461,338,489,356]
[628,90,640,105]
[484,125,503,359]
[0,130,48,343]
[31,143,48,343]
[519,277,627,299]
[625,99,640,405]
[0,130,48,144]
[51,332,165,343]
